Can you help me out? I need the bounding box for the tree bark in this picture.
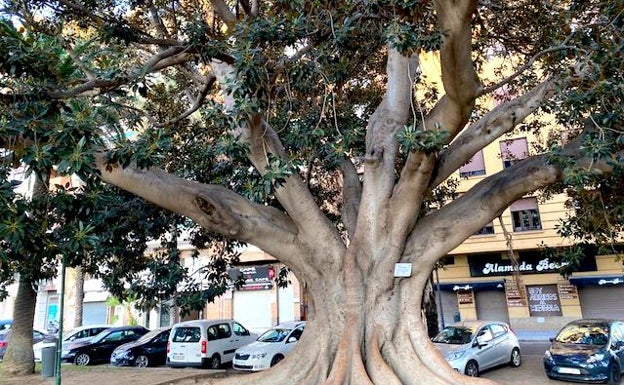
[74,266,85,327]
[1,275,37,376]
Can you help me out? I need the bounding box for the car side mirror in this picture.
[287,337,297,343]
[549,337,554,342]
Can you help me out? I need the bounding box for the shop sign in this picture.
[457,290,474,304]
[468,253,596,277]
[505,282,526,307]
[527,285,562,316]
[229,266,275,291]
[557,283,578,299]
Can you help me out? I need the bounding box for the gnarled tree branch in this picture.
[431,77,559,187]
[340,157,362,240]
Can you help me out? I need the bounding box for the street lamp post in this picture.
[434,265,445,330]
[54,258,66,385]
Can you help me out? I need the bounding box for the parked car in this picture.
[432,320,521,377]
[0,328,48,361]
[110,327,171,367]
[0,319,11,331]
[61,325,149,365]
[543,319,624,384]
[167,319,257,369]
[34,324,112,362]
[233,321,305,371]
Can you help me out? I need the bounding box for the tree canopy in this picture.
[1,0,623,383]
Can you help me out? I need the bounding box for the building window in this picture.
[474,222,495,235]
[510,198,542,232]
[500,138,528,168]
[459,150,486,177]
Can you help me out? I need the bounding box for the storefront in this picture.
[203,263,303,333]
[569,275,624,319]
[436,250,622,334]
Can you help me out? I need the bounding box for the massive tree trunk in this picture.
[1,275,37,376]
[93,1,609,384]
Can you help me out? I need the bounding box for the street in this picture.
[481,341,578,385]
[0,341,590,385]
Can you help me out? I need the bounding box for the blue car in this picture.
[544,319,624,384]
[110,327,170,367]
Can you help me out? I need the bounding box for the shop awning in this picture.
[435,279,505,292]
[569,275,624,286]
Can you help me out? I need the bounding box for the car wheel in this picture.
[607,362,621,385]
[509,348,521,367]
[74,353,90,366]
[464,360,479,377]
[134,355,149,368]
[270,354,285,367]
[209,354,221,369]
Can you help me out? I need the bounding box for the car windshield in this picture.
[257,328,293,343]
[135,329,163,343]
[90,329,114,343]
[432,326,475,345]
[555,323,610,345]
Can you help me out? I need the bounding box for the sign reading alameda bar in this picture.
[468,252,597,277]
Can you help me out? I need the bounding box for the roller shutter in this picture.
[437,291,459,326]
[233,290,272,333]
[82,301,108,325]
[475,290,509,323]
[578,285,624,319]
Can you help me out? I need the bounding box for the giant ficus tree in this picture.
[1,0,623,383]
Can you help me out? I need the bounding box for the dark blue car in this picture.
[544,319,624,384]
[109,327,170,367]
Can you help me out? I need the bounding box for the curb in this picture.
[150,370,237,385]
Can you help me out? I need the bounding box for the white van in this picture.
[167,319,257,369]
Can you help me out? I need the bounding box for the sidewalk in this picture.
[515,330,556,341]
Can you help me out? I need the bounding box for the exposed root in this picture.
[367,329,403,385]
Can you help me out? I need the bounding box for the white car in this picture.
[432,320,521,377]
[167,319,257,369]
[33,325,111,362]
[233,321,305,371]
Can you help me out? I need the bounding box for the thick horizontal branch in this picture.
[404,125,620,265]
[96,160,305,264]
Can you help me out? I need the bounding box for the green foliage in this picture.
[0,0,623,318]
[397,124,449,154]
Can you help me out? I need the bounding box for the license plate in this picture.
[173,353,185,360]
[558,367,580,375]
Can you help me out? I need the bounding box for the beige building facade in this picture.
[436,133,624,336]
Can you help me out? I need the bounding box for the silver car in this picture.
[432,320,522,377]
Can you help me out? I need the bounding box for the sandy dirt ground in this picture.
[0,354,578,385]
[0,365,240,385]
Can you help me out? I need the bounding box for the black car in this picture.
[544,319,624,384]
[61,325,149,366]
[110,327,171,367]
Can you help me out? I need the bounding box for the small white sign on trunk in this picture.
[394,263,412,278]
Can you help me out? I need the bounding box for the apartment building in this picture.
[435,134,624,335]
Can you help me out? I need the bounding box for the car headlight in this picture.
[251,353,267,360]
[544,350,552,360]
[587,353,605,364]
[446,350,466,361]
[115,350,133,359]
[61,350,70,356]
